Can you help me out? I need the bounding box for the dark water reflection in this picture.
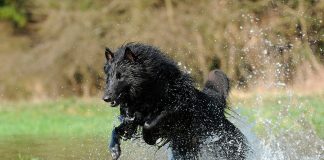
[0,136,110,160]
[0,135,168,160]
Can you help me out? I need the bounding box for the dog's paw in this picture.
[109,144,121,160]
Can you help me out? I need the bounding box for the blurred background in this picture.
[0,0,323,159]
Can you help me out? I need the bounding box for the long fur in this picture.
[103,43,249,160]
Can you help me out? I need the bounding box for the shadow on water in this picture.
[0,136,110,160]
[2,125,322,160]
[0,135,168,160]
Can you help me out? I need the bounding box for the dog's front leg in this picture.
[143,111,168,130]
[109,112,141,159]
[108,113,128,160]
[109,127,121,160]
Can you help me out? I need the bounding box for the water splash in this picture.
[230,99,324,160]
[117,95,323,160]
[237,117,323,160]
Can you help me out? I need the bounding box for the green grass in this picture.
[0,98,119,139]
[0,92,322,139]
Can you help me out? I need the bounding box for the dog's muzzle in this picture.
[103,96,112,102]
[103,94,122,107]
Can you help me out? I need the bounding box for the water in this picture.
[0,136,109,160]
[1,118,322,160]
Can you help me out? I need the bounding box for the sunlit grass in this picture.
[0,92,322,139]
[0,98,118,139]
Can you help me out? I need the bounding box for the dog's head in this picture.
[102,46,148,107]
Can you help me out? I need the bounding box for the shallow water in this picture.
[2,119,322,160]
[0,135,169,160]
[0,136,109,160]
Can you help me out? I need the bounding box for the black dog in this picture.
[103,43,249,159]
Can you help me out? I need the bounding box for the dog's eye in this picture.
[116,72,121,80]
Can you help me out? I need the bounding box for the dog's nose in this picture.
[102,96,112,102]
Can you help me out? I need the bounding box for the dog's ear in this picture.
[105,47,114,62]
[124,47,136,62]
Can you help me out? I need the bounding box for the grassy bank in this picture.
[0,98,118,138]
[0,92,322,139]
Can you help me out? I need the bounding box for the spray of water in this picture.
[230,93,323,160]
[115,91,323,160]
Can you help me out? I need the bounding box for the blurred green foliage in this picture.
[0,0,27,27]
[0,0,323,99]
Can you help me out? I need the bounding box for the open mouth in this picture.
[110,100,120,107]
[110,93,122,107]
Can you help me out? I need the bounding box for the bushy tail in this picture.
[202,69,230,100]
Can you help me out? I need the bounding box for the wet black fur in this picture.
[103,43,248,160]
[203,69,231,99]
